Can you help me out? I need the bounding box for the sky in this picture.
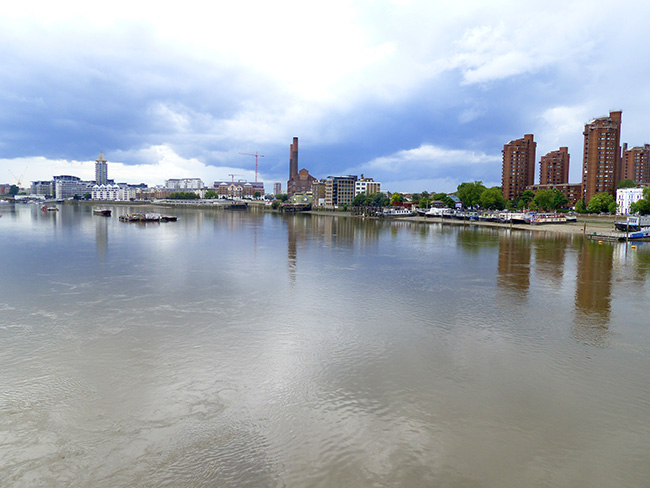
[2,0,650,193]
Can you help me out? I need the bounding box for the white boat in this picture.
[378,207,415,217]
[424,207,447,217]
[529,213,567,224]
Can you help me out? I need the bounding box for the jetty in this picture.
[119,212,177,222]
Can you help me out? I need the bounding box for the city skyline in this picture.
[2,1,650,192]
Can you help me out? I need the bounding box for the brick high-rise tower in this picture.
[621,143,650,185]
[501,134,536,201]
[539,147,569,186]
[581,110,622,203]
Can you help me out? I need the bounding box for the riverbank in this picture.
[65,199,621,238]
[305,208,619,237]
[397,214,617,236]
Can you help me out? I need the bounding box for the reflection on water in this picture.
[498,231,532,296]
[2,205,650,487]
[574,240,613,346]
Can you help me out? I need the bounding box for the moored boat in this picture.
[424,207,447,217]
[93,208,112,216]
[618,228,650,241]
[529,213,567,224]
[614,215,650,232]
[378,207,416,217]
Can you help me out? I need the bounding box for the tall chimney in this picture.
[289,137,298,180]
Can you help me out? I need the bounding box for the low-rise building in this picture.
[324,175,357,207]
[290,192,313,204]
[31,180,53,197]
[311,180,326,207]
[616,186,647,215]
[355,175,381,196]
[166,178,204,190]
[92,184,137,201]
[54,175,94,199]
[212,181,264,199]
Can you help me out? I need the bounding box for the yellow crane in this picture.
[9,167,28,188]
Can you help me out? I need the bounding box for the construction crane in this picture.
[228,174,243,182]
[9,167,28,188]
[239,152,264,183]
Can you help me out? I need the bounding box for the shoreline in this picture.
[66,199,623,238]
[307,209,619,238]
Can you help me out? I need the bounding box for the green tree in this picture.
[169,192,199,199]
[631,199,650,215]
[253,191,261,199]
[608,200,618,214]
[586,192,616,213]
[479,187,506,210]
[418,197,431,209]
[8,185,19,196]
[630,187,650,215]
[552,188,568,210]
[411,193,421,204]
[432,193,455,208]
[532,189,555,211]
[276,193,288,202]
[457,181,486,208]
[575,200,586,213]
[205,189,218,199]
[520,189,535,209]
[390,193,404,205]
[83,193,92,200]
[617,179,637,189]
[369,192,389,207]
[352,193,368,206]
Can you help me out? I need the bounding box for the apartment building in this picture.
[502,134,536,201]
[539,147,569,186]
[621,144,650,185]
[582,110,622,203]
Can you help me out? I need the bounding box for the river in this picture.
[1,203,650,487]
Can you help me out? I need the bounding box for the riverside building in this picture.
[539,147,569,186]
[501,134,536,201]
[286,137,317,197]
[355,175,381,196]
[95,152,108,186]
[582,110,622,203]
[165,178,204,190]
[621,144,650,185]
[616,187,648,215]
[324,175,357,207]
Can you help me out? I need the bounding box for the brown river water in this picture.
[1,203,649,487]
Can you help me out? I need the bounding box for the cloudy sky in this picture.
[1,0,649,193]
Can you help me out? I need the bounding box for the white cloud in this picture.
[347,144,502,192]
[357,144,500,173]
[2,0,650,193]
[1,145,259,187]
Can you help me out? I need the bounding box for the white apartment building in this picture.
[616,187,646,215]
[54,175,94,199]
[165,178,204,190]
[92,184,137,201]
[355,176,381,196]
